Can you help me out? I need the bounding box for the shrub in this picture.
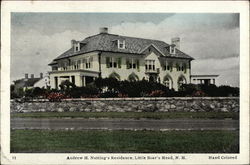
[99,91,118,98]
[192,90,207,97]
[94,77,119,92]
[46,92,67,102]
[69,87,99,98]
[217,85,239,97]
[149,90,165,97]
[180,84,198,96]
[59,80,76,91]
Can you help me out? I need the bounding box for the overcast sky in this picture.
[11,13,239,87]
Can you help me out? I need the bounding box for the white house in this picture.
[33,73,50,88]
[191,75,219,86]
[49,27,194,91]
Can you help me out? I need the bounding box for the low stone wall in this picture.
[10,97,239,113]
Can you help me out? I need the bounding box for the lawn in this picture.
[11,111,239,120]
[11,130,239,153]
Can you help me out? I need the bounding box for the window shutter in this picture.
[136,59,140,71]
[106,57,110,68]
[126,59,130,69]
[118,58,122,68]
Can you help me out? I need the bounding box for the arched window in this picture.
[128,73,139,82]
[163,75,173,89]
[109,72,121,80]
[178,76,187,89]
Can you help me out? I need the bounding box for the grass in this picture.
[11,130,239,153]
[11,111,239,120]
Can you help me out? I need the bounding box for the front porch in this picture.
[49,70,99,89]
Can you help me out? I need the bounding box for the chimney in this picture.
[40,73,43,78]
[171,37,180,50]
[71,39,76,48]
[31,74,34,79]
[25,73,28,79]
[99,27,108,34]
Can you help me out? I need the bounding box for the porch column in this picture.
[213,79,215,84]
[75,75,82,87]
[50,76,56,89]
[69,76,72,83]
[82,76,86,86]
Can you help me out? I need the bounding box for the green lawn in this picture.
[11,111,239,119]
[11,130,239,153]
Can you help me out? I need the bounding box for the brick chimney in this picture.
[31,74,34,79]
[25,73,28,79]
[40,73,43,78]
[99,27,108,34]
[171,37,180,50]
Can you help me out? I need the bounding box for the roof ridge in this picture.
[83,32,168,44]
[116,34,168,44]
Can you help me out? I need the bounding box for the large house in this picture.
[49,27,195,91]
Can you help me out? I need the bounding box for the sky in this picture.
[11,13,239,87]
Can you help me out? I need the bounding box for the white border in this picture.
[1,1,249,164]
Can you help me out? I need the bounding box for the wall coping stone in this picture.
[11,97,239,102]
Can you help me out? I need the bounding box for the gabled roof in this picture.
[51,33,194,62]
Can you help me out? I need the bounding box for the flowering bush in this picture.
[192,90,207,97]
[149,90,165,97]
[46,92,67,102]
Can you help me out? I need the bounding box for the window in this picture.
[126,59,132,69]
[113,61,117,68]
[133,63,136,69]
[176,64,181,71]
[136,59,140,71]
[126,58,139,71]
[170,46,175,54]
[84,57,93,69]
[106,57,111,68]
[74,43,80,52]
[145,60,155,71]
[106,57,122,69]
[74,61,77,70]
[168,64,173,72]
[183,64,187,73]
[118,40,125,49]
[63,62,67,70]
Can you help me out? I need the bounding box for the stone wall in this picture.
[10,97,239,113]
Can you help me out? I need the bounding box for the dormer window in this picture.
[170,45,176,54]
[74,43,80,52]
[118,40,125,49]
